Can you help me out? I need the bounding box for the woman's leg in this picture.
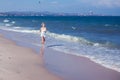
[43,37,45,44]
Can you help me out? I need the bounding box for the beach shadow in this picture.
[47,44,63,48]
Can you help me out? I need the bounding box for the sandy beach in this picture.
[0,34,61,80]
[0,0,120,79]
[0,33,120,80]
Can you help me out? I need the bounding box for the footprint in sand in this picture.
[8,57,12,59]
[16,71,21,74]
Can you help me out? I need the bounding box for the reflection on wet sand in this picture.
[40,45,45,56]
[39,45,45,65]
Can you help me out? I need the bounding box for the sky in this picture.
[0,0,120,15]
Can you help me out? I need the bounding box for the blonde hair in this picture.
[41,22,45,27]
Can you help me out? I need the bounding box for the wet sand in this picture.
[43,48,120,80]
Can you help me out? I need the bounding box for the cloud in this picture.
[50,1,58,5]
[78,0,120,8]
[96,0,120,7]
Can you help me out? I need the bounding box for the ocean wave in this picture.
[3,19,9,23]
[32,20,38,22]
[1,27,90,44]
[7,29,39,34]
[5,23,11,27]
[0,26,117,48]
[88,55,120,72]
[46,31,115,48]
[104,24,111,27]
[0,26,39,34]
[11,21,16,24]
[46,31,92,44]
[2,26,114,47]
[71,26,76,30]
[13,27,21,29]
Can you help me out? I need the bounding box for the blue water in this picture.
[0,16,120,72]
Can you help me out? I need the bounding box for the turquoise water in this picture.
[0,16,120,72]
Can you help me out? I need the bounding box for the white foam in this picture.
[89,57,120,72]
[93,43,100,46]
[8,29,39,34]
[5,24,11,27]
[11,21,15,24]
[13,27,21,29]
[32,20,37,22]
[0,26,39,34]
[104,24,111,27]
[72,26,76,30]
[46,31,92,44]
[3,19,9,23]
[51,46,120,72]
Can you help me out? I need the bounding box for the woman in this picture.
[40,22,47,44]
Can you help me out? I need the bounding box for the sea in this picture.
[0,16,120,72]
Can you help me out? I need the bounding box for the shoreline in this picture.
[44,48,120,80]
[1,29,120,74]
[0,34,62,80]
[0,32,120,80]
[0,27,120,74]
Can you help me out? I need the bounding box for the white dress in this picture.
[40,27,46,37]
[41,31,46,37]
